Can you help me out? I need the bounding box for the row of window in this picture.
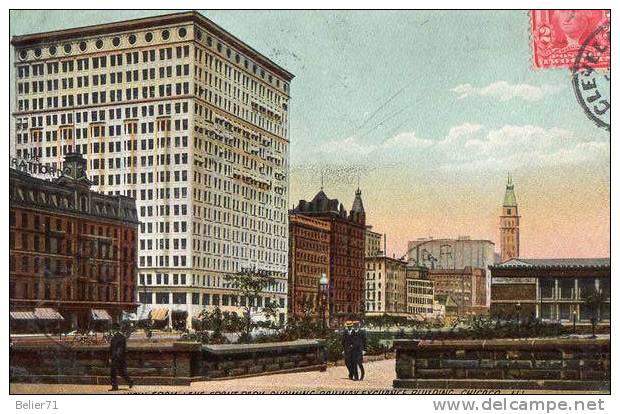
[17,102,189,131]
[17,82,191,112]
[10,279,134,303]
[139,291,285,307]
[17,64,191,96]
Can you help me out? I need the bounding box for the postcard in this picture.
[7,8,611,404]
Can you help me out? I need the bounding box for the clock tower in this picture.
[500,174,520,262]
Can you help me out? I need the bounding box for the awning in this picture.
[10,311,36,320]
[91,309,112,321]
[150,308,169,321]
[33,308,64,321]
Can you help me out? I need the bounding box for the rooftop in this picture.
[491,258,610,269]
[10,10,294,82]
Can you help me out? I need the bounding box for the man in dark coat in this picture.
[351,322,367,380]
[342,322,356,380]
[109,324,133,391]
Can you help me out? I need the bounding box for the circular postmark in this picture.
[572,23,610,130]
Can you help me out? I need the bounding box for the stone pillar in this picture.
[394,349,415,379]
[168,293,173,329]
[172,342,201,378]
[393,340,419,380]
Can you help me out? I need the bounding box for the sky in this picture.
[9,10,610,258]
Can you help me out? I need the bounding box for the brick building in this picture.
[490,258,610,324]
[291,188,366,326]
[427,267,487,319]
[9,153,139,331]
[287,213,331,320]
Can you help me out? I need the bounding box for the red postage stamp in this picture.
[531,10,610,69]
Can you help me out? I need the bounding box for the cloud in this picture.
[382,131,433,149]
[318,131,432,156]
[439,124,608,170]
[443,123,484,145]
[314,123,608,171]
[452,81,565,102]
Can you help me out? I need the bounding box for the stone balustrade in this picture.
[393,337,610,391]
[10,339,326,385]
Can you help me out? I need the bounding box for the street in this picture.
[10,359,396,394]
[10,359,603,395]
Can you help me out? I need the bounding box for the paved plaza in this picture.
[10,359,603,395]
[10,359,396,394]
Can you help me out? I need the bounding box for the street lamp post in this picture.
[319,273,329,335]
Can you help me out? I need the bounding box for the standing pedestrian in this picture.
[352,321,367,380]
[109,323,133,391]
[342,321,356,380]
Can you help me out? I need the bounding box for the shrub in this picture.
[180,330,210,344]
[324,331,343,362]
[411,316,567,340]
[365,334,386,356]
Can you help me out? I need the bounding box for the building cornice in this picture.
[10,11,294,82]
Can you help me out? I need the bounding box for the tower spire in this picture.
[503,173,517,207]
[500,175,520,262]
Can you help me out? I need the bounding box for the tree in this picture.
[583,290,609,338]
[198,307,226,344]
[225,267,280,340]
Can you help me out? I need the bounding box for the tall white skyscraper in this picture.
[11,11,294,327]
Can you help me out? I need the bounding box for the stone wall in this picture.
[10,341,199,385]
[201,340,326,379]
[393,337,610,391]
[10,339,325,385]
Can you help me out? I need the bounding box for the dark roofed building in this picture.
[290,188,366,327]
[9,153,139,332]
[490,258,610,326]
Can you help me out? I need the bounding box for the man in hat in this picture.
[342,321,356,380]
[351,321,367,380]
[109,323,133,391]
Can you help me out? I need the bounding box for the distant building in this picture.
[365,226,383,257]
[427,267,488,319]
[406,277,435,319]
[405,264,428,281]
[489,258,610,325]
[407,236,495,306]
[291,188,366,326]
[365,256,408,317]
[287,214,331,320]
[434,294,459,322]
[9,153,139,332]
[403,264,433,319]
[500,175,520,262]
